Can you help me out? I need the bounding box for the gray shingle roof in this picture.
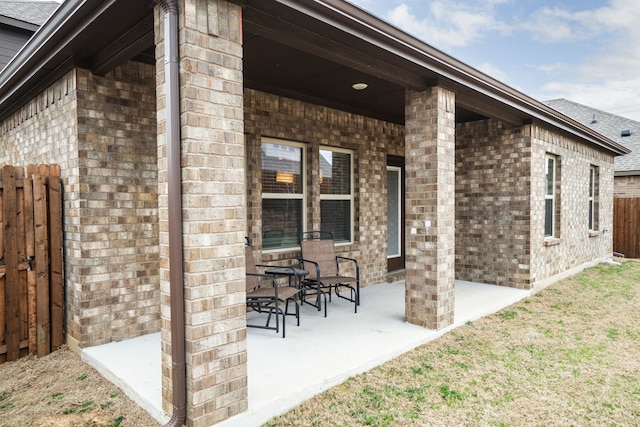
[545,98,640,175]
[0,0,59,26]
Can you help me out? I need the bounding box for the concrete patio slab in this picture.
[82,280,530,426]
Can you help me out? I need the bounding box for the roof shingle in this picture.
[0,0,59,26]
[545,98,640,174]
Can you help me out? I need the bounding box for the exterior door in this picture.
[387,156,405,272]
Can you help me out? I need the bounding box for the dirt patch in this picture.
[0,348,160,427]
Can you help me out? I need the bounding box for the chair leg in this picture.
[281,307,285,338]
[284,297,301,327]
[350,285,358,313]
[323,291,327,317]
[334,284,358,313]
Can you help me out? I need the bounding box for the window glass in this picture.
[546,157,555,196]
[545,155,556,237]
[320,148,353,243]
[320,200,351,242]
[387,167,401,258]
[320,150,351,195]
[261,140,304,250]
[589,166,598,231]
[262,143,303,194]
[262,199,303,249]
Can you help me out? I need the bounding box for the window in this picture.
[387,166,402,258]
[589,165,599,231]
[261,138,305,250]
[259,140,355,249]
[545,154,556,237]
[320,147,353,243]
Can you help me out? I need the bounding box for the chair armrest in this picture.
[255,263,292,275]
[336,256,360,279]
[246,272,278,287]
[255,263,295,274]
[255,262,284,268]
[336,255,358,264]
[298,258,321,280]
[256,264,307,285]
[246,272,282,301]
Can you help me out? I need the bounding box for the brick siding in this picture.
[614,175,640,197]
[72,64,159,346]
[1,5,620,421]
[530,125,614,284]
[0,62,160,348]
[455,120,532,288]
[456,121,614,289]
[244,88,405,287]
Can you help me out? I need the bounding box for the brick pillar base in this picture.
[404,86,456,329]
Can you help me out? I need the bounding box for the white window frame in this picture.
[387,165,402,258]
[589,165,598,231]
[319,146,354,244]
[545,154,556,238]
[261,137,306,251]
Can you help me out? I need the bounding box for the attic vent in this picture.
[591,114,597,124]
[621,130,632,137]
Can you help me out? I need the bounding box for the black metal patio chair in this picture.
[245,238,300,337]
[298,231,360,316]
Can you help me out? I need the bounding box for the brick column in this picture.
[404,87,456,329]
[156,1,247,426]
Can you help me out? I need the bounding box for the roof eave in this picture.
[0,15,39,32]
[615,170,640,177]
[273,0,629,156]
[0,0,117,120]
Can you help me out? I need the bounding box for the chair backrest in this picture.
[245,243,261,291]
[300,238,338,278]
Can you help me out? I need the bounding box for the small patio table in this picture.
[264,267,308,289]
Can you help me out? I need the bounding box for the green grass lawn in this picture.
[266,260,640,427]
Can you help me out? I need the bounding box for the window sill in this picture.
[261,247,301,261]
[588,230,601,238]
[544,237,562,247]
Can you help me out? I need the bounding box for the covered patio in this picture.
[83,280,529,426]
[0,1,629,425]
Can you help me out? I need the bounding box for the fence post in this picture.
[3,166,20,361]
[33,172,50,357]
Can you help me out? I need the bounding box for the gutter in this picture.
[156,1,186,426]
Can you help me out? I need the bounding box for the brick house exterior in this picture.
[0,65,160,349]
[546,99,640,258]
[0,1,629,425]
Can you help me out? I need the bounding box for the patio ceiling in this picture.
[240,0,493,125]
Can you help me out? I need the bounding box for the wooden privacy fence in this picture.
[0,165,63,363]
[614,197,640,259]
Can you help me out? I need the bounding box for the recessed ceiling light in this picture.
[352,82,368,90]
